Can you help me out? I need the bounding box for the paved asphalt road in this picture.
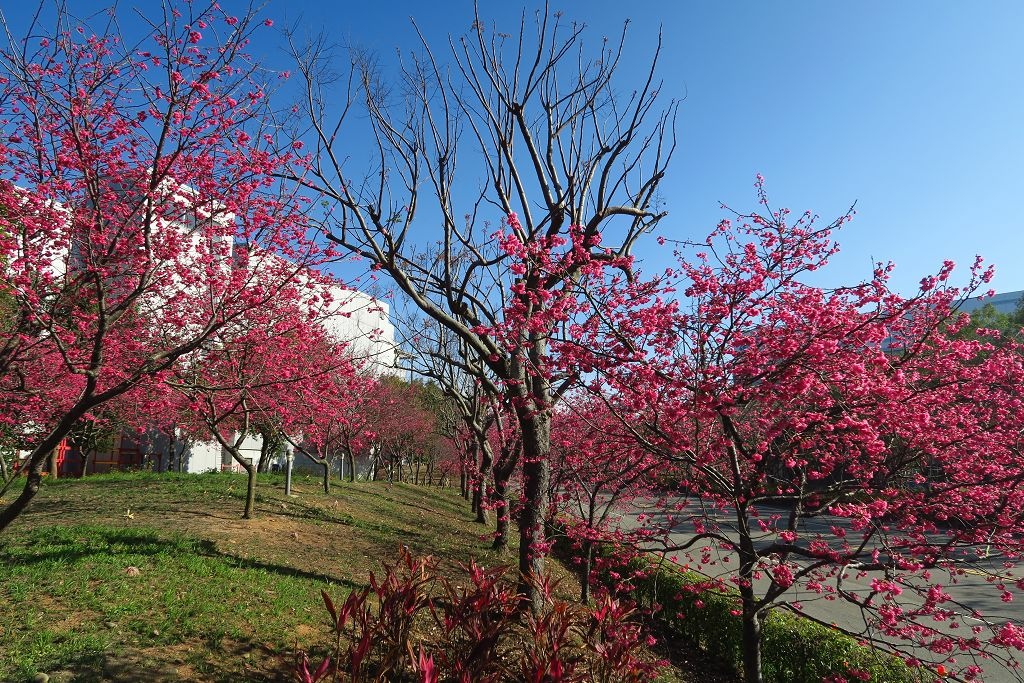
[609,498,1024,682]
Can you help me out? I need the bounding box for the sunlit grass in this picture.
[0,471,512,681]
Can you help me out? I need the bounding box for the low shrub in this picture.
[545,518,933,682]
[604,550,933,683]
[294,546,664,682]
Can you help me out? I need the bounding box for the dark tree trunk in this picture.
[257,443,271,473]
[517,405,551,615]
[320,459,330,494]
[461,441,475,500]
[0,457,43,529]
[242,459,257,519]
[80,449,95,477]
[221,446,258,519]
[170,434,184,473]
[166,431,177,474]
[206,418,258,520]
[579,541,594,604]
[492,476,510,553]
[1,400,96,512]
[475,477,490,525]
[257,430,277,473]
[492,439,520,553]
[736,502,764,683]
[475,441,494,525]
[0,407,85,532]
[47,449,59,479]
[290,442,333,496]
[740,584,763,683]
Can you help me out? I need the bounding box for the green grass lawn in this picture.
[0,471,714,682]
[0,472,537,682]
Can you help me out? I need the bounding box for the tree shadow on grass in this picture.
[241,492,413,539]
[130,503,238,522]
[337,485,471,523]
[2,526,358,682]
[19,500,241,526]
[1,525,361,589]
[45,639,291,683]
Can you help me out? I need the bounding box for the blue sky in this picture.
[4,1,1022,297]
[270,0,1024,296]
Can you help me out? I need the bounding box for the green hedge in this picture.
[548,524,933,683]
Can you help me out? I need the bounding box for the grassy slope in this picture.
[0,472,552,682]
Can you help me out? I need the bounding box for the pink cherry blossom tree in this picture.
[549,395,668,604]
[401,318,499,522]
[0,3,326,531]
[168,268,353,518]
[364,377,445,485]
[277,360,377,493]
[584,181,1024,682]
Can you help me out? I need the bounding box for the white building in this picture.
[318,285,399,374]
[958,290,1023,317]
[181,284,399,474]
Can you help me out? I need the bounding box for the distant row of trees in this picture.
[957,297,1024,344]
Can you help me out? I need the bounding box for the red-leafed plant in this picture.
[295,546,663,682]
[429,560,522,682]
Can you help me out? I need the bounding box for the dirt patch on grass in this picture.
[90,639,288,682]
[33,593,104,633]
